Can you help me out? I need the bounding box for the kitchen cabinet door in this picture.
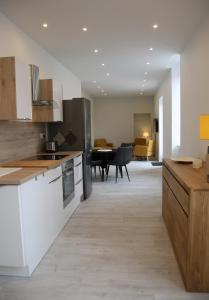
[21,166,63,274]
[0,56,32,120]
[15,59,32,120]
[33,79,63,122]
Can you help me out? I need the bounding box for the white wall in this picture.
[0,12,81,99]
[94,96,154,147]
[154,72,172,159]
[154,15,209,160]
[180,16,209,158]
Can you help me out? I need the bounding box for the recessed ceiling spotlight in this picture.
[101,63,105,67]
[146,62,150,65]
[82,27,87,31]
[149,47,153,51]
[94,49,99,53]
[42,23,48,28]
[153,24,159,29]
[145,72,148,75]
[106,73,110,76]
[143,79,147,82]
[93,80,97,83]
[142,84,145,87]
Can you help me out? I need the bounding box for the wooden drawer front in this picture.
[168,188,188,279]
[162,180,175,238]
[163,166,189,215]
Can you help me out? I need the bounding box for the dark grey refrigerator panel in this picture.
[47,98,92,200]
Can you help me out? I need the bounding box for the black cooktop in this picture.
[23,154,68,161]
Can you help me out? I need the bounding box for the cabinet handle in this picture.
[48,175,62,184]
[75,178,82,186]
[75,162,82,167]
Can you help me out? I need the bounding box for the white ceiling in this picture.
[0,0,209,98]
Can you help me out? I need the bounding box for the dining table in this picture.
[92,148,117,181]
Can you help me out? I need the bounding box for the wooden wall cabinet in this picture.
[0,56,32,120]
[32,79,63,122]
[162,160,209,292]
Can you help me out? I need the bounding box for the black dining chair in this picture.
[106,146,132,182]
[120,143,133,147]
[91,160,103,179]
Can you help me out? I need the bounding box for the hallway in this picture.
[0,162,208,300]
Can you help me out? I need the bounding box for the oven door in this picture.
[62,164,75,208]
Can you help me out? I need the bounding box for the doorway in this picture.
[133,113,152,139]
[158,97,164,162]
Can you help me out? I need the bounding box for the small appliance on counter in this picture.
[45,141,58,153]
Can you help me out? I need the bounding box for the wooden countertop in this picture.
[0,167,46,185]
[0,151,82,185]
[2,151,82,169]
[164,159,209,192]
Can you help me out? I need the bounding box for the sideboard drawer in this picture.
[163,166,189,215]
[168,188,188,279]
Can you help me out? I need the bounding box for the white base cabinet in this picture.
[0,157,83,277]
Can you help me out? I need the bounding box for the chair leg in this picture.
[99,166,102,177]
[115,166,118,183]
[125,165,130,181]
[106,165,110,180]
[119,166,123,178]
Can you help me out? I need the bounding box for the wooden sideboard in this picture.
[162,159,209,292]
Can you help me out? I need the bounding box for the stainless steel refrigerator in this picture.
[47,98,92,200]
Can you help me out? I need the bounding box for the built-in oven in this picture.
[62,159,74,208]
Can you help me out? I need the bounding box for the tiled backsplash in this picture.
[0,121,45,163]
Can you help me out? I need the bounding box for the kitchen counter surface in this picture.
[0,151,82,185]
[0,167,47,185]
[2,151,82,170]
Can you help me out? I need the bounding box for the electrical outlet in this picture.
[40,133,45,140]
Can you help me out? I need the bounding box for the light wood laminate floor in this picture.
[0,161,208,300]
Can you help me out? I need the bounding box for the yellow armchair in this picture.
[94,138,114,149]
[133,140,155,160]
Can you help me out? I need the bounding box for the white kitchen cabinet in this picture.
[21,166,63,275]
[51,80,63,122]
[0,158,83,277]
[0,166,63,276]
[0,56,32,120]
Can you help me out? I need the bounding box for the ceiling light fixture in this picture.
[42,23,48,28]
[97,85,101,89]
[106,73,110,76]
[145,72,148,75]
[149,47,153,51]
[146,62,150,65]
[153,24,159,29]
[82,27,87,31]
[93,80,97,83]
[94,49,99,53]
[101,63,105,67]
